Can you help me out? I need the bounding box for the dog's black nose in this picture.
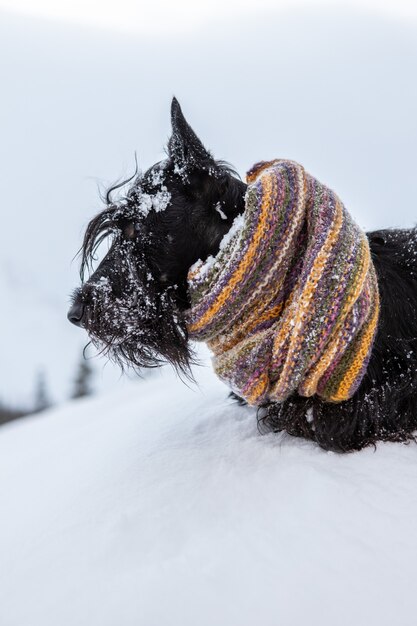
[67,300,85,327]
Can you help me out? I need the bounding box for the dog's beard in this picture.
[77,199,194,374]
[80,268,193,374]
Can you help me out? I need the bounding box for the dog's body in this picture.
[69,98,417,452]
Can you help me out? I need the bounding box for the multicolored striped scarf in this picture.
[186,160,380,406]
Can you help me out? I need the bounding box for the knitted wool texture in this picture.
[186,159,380,406]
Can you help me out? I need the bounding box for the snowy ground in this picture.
[1,359,417,626]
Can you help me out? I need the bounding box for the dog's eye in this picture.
[123,222,136,239]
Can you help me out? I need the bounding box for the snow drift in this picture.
[1,359,417,626]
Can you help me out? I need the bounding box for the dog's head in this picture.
[68,98,246,371]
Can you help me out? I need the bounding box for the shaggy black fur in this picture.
[69,97,417,452]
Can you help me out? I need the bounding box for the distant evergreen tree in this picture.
[34,370,51,413]
[72,355,94,399]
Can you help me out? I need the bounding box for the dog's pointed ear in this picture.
[168,97,215,173]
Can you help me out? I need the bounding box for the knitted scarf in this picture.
[186,160,380,406]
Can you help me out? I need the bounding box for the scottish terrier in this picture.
[68,98,417,452]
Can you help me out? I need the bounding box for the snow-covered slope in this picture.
[1,361,417,626]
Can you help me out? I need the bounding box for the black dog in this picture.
[68,98,417,452]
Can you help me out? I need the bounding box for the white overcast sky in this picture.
[1,0,417,33]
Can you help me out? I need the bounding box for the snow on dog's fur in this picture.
[69,98,417,452]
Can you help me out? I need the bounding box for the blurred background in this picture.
[1,0,416,420]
